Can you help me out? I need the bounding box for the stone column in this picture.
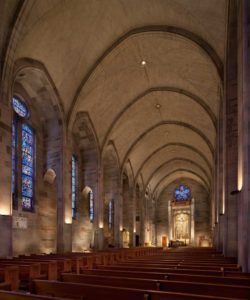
[222,0,238,258]
[114,186,122,247]
[0,102,12,256]
[190,198,195,244]
[96,165,104,249]
[168,200,172,241]
[57,137,72,253]
[237,0,250,272]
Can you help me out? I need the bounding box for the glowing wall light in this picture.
[0,203,11,215]
[65,217,72,224]
[237,167,243,191]
[99,221,103,229]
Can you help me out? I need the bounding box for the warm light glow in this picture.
[65,217,72,224]
[238,172,243,191]
[222,180,225,214]
[141,60,146,66]
[0,205,11,216]
[120,225,123,231]
[133,228,136,233]
[99,222,103,229]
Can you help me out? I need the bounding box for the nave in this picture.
[1,0,250,294]
[0,247,250,299]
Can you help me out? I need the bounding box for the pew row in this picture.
[80,268,250,285]
[0,290,70,300]
[61,273,250,299]
[31,279,242,300]
[0,266,19,291]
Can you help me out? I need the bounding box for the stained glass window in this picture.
[174,184,191,201]
[89,191,94,222]
[21,123,34,210]
[12,118,18,209]
[72,155,77,219]
[108,199,114,229]
[12,97,29,118]
[12,97,34,211]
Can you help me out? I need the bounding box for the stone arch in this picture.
[101,87,217,151]
[68,25,223,125]
[121,121,214,173]
[121,160,135,247]
[71,111,100,251]
[102,141,120,248]
[135,174,145,246]
[11,59,64,254]
[145,158,212,190]
[135,143,212,183]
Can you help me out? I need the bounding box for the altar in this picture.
[168,184,195,245]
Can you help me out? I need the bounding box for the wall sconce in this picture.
[44,168,56,184]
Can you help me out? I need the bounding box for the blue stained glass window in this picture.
[72,155,77,219]
[12,118,18,209]
[22,197,32,210]
[108,200,114,229]
[21,123,34,210]
[89,191,94,223]
[174,184,191,201]
[12,97,29,118]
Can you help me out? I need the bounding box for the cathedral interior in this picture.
[0,0,250,278]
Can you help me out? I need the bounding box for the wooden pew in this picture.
[31,279,242,300]
[114,262,241,272]
[61,273,250,299]
[95,265,225,276]
[0,266,19,291]
[80,267,250,286]
[0,262,44,282]
[19,256,71,277]
[16,258,58,280]
[0,290,69,300]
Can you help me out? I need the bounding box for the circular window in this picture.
[12,97,29,118]
[174,184,191,201]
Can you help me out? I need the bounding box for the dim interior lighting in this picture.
[155,103,161,109]
[141,60,146,66]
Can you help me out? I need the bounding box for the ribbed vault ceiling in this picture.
[11,0,227,195]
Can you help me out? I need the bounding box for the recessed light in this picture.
[141,60,146,66]
[155,103,161,109]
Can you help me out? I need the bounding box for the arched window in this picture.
[108,199,114,229]
[12,96,35,211]
[88,190,94,223]
[71,155,78,219]
[174,184,191,201]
